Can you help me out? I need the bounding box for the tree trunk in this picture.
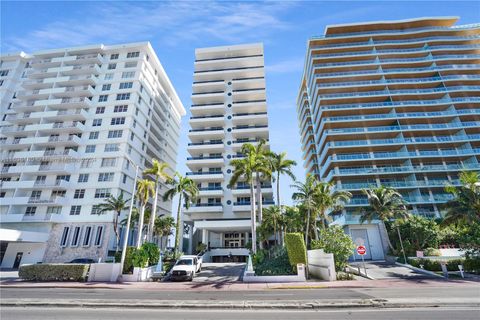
[174,194,183,253]
[136,205,145,249]
[381,220,395,253]
[305,206,310,248]
[250,182,257,254]
[276,172,281,208]
[113,212,120,253]
[148,179,160,242]
[256,172,263,223]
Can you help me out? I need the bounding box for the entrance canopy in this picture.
[0,228,49,243]
[194,220,252,232]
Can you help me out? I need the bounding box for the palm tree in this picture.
[313,182,351,239]
[95,193,129,252]
[252,139,272,224]
[143,159,171,242]
[229,143,270,254]
[135,179,155,248]
[291,174,318,247]
[262,205,283,245]
[153,215,175,250]
[444,171,480,225]
[163,172,198,253]
[268,151,296,209]
[360,186,410,253]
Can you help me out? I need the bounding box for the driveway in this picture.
[349,261,437,280]
[194,263,245,283]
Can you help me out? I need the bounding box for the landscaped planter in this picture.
[121,266,156,282]
[243,261,307,283]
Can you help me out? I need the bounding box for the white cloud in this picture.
[2,1,298,52]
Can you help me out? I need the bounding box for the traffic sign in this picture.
[356,245,367,255]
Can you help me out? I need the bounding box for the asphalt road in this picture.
[2,286,478,301]
[2,307,479,320]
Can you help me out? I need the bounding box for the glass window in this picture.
[116,93,130,101]
[102,84,111,91]
[70,205,81,215]
[110,117,125,125]
[107,63,116,70]
[98,95,108,102]
[104,144,119,152]
[95,107,105,114]
[126,51,140,58]
[101,158,117,167]
[114,105,128,112]
[104,73,114,80]
[83,226,92,246]
[25,206,36,215]
[108,130,123,138]
[119,82,133,89]
[60,227,70,247]
[92,119,102,127]
[71,226,81,247]
[73,189,85,199]
[78,174,89,183]
[89,131,99,139]
[94,188,111,198]
[94,226,104,246]
[98,172,114,182]
[110,53,119,60]
[85,145,96,153]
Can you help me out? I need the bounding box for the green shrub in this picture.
[132,248,149,268]
[336,271,355,281]
[284,233,307,272]
[311,226,356,271]
[253,246,295,276]
[464,257,480,274]
[196,243,207,254]
[141,242,160,266]
[19,264,89,281]
[408,258,466,272]
[424,247,442,257]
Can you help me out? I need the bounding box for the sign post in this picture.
[356,245,367,277]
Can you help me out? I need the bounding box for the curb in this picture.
[395,262,445,279]
[2,299,479,310]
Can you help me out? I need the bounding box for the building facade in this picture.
[0,42,185,267]
[297,17,480,260]
[185,43,273,262]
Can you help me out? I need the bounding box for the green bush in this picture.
[311,226,356,271]
[424,247,442,257]
[253,246,295,276]
[141,242,160,266]
[19,264,89,281]
[196,242,207,254]
[408,258,466,272]
[464,257,480,274]
[284,233,307,272]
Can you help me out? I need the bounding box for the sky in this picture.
[1,0,479,206]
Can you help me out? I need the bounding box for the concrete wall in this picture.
[307,249,336,281]
[1,242,46,268]
[347,224,385,261]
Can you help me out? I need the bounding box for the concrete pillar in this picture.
[202,229,209,248]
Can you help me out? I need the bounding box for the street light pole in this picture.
[119,162,139,277]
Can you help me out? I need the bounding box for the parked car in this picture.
[169,255,202,281]
[67,258,96,264]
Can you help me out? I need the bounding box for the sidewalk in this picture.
[1,277,478,291]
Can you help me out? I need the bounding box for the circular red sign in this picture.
[356,245,367,255]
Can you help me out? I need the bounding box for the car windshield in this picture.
[176,259,193,266]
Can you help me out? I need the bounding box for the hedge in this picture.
[408,258,465,272]
[284,233,307,272]
[19,264,89,281]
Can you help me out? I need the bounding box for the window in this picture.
[110,53,119,60]
[0,80,4,87]
[127,51,140,58]
[102,84,111,91]
[101,158,116,167]
[80,159,94,168]
[121,71,135,79]
[108,130,123,138]
[85,145,96,153]
[122,174,127,184]
[25,206,36,216]
[92,119,102,127]
[70,205,81,215]
[107,63,117,70]
[116,93,130,100]
[71,226,81,247]
[0,70,9,77]
[94,226,104,246]
[119,82,133,89]
[98,172,114,182]
[89,131,99,139]
[47,206,61,214]
[98,95,108,102]
[124,61,137,68]
[78,174,89,183]
[91,205,102,215]
[104,73,114,80]
[60,227,70,247]
[133,120,136,128]
[83,226,92,246]
[73,189,85,199]
[104,143,119,152]
[95,107,105,114]
[114,105,128,112]
[94,188,111,198]
[56,175,70,182]
[110,117,125,125]
[130,132,135,141]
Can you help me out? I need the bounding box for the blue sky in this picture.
[2,0,479,205]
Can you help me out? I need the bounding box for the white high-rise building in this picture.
[0,42,185,267]
[185,43,273,262]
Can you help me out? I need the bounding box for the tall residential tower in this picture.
[297,17,479,260]
[185,43,273,262]
[0,42,185,267]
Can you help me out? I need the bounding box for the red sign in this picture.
[356,245,367,255]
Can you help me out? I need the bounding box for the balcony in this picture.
[198,187,223,197]
[186,171,224,181]
[54,85,96,97]
[188,127,225,139]
[187,141,224,152]
[55,74,99,86]
[61,64,101,75]
[189,114,225,128]
[185,203,223,213]
[186,156,224,167]
[37,163,76,174]
[232,100,267,113]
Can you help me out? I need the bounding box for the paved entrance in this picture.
[194,263,245,283]
[350,261,436,280]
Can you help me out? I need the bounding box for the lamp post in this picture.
[119,159,140,277]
